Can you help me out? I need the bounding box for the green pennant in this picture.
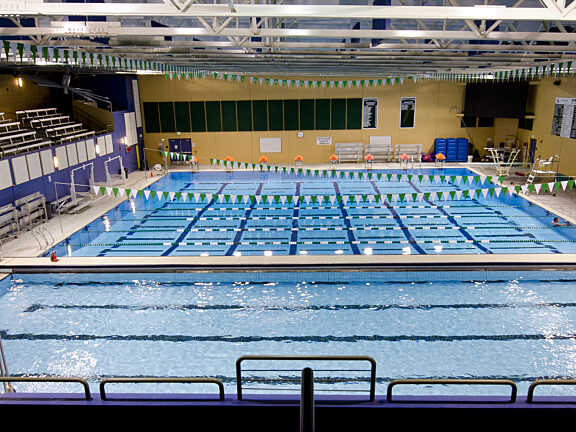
[99,186,106,195]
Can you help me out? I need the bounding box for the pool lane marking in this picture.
[332,181,360,254]
[368,180,426,254]
[4,331,576,343]
[224,182,264,256]
[161,182,230,256]
[408,180,491,254]
[289,182,301,255]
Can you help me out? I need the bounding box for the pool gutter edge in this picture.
[1,254,575,273]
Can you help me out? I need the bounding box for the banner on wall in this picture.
[400,97,416,128]
[551,97,576,139]
[362,98,378,129]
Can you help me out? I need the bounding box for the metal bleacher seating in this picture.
[0,192,48,243]
[334,142,364,163]
[0,107,99,159]
[395,143,423,167]
[0,121,52,158]
[364,136,393,162]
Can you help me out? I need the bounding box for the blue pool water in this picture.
[48,168,576,257]
[1,270,576,397]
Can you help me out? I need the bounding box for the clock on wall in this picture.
[297,131,304,138]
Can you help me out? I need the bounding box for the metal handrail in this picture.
[527,379,576,403]
[99,377,225,401]
[236,355,376,401]
[0,336,14,393]
[0,377,91,400]
[39,226,54,246]
[387,379,517,403]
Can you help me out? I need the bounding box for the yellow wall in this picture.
[135,74,576,176]
[522,76,576,176]
[137,75,469,166]
[0,74,52,120]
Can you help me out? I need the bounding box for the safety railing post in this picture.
[300,368,315,432]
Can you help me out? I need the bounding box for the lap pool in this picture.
[2,167,576,400]
[46,168,576,257]
[1,270,576,397]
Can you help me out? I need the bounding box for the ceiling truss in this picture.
[1,0,576,77]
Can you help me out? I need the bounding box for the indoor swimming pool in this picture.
[46,168,576,257]
[1,270,576,397]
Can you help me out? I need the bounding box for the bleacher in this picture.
[364,136,393,162]
[0,192,48,243]
[334,142,363,162]
[0,107,97,158]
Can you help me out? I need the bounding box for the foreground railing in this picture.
[236,355,377,402]
[1,356,576,406]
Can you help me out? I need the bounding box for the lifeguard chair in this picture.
[525,155,560,186]
[364,153,374,169]
[294,154,303,169]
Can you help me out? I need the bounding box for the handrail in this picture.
[0,336,14,393]
[0,377,91,400]
[39,226,54,246]
[99,377,225,401]
[30,229,46,249]
[387,379,517,403]
[527,379,576,403]
[236,355,376,401]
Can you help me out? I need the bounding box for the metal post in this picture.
[300,368,315,432]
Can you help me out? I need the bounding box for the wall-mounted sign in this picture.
[552,97,576,138]
[317,136,332,146]
[362,98,378,129]
[400,97,416,128]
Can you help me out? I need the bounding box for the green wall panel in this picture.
[283,100,299,130]
[159,102,176,133]
[143,102,160,133]
[252,100,268,131]
[299,99,315,130]
[205,101,222,132]
[346,98,362,129]
[190,101,206,132]
[174,102,191,132]
[315,99,331,130]
[236,100,252,131]
[221,101,237,132]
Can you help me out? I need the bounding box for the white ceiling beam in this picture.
[3,3,576,21]
[4,25,576,44]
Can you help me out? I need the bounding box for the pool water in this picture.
[1,270,576,396]
[49,168,576,257]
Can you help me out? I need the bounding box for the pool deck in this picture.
[1,161,575,272]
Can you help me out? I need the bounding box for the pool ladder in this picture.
[31,226,54,250]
